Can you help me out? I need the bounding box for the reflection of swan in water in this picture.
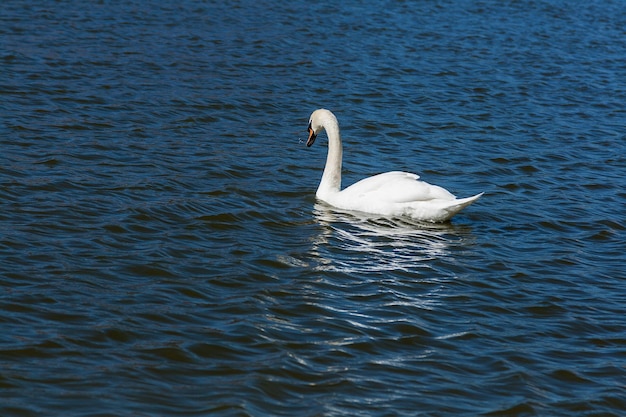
[310,202,477,275]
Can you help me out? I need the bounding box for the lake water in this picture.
[2,0,625,415]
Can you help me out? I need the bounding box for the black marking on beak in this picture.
[306,122,317,147]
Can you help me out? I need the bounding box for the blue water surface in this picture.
[1,0,625,416]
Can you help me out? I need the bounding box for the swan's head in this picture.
[306,109,337,147]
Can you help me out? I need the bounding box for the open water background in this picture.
[2,0,625,415]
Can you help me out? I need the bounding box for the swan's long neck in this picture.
[316,117,342,200]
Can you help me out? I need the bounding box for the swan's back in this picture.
[341,171,456,203]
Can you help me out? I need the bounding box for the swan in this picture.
[306,109,483,222]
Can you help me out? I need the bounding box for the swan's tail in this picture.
[441,192,484,221]
[405,192,483,222]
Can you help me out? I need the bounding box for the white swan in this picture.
[306,109,483,222]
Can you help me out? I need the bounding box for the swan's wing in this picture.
[342,171,455,203]
[341,171,415,192]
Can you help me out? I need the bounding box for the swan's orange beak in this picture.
[306,122,317,147]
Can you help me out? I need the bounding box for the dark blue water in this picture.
[2,0,625,415]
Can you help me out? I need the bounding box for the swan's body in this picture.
[306,109,482,222]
